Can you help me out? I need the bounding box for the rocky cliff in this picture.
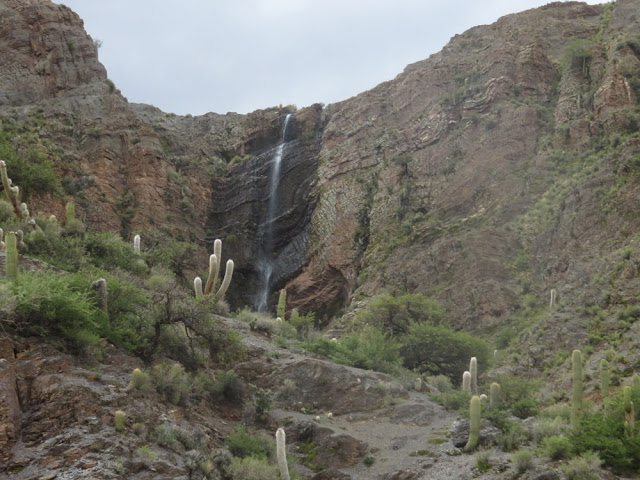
[2,0,640,333]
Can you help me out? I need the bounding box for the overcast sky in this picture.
[55,0,602,116]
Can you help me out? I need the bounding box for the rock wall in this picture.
[1,0,640,325]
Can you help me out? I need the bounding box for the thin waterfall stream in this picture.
[255,114,292,312]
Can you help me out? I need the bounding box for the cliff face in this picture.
[2,0,640,334]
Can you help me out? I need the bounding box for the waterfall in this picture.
[255,114,292,312]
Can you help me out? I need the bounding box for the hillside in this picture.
[2,0,640,478]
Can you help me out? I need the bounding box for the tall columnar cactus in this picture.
[469,357,478,394]
[66,201,75,224]
[633,374,640,397]
[92,278,109,314]
[550,288,557,309]
[16,230,25,253]
[5,231,18,281]
[462,371,471,393]
[133,234,141,254]
[624,386,635,432]
[194,277,203,298]
[464,395,481,452]
[0,160,27,219]
[198,238,234,303]
[277,288,287,319]
[571,349,583,430]
[276,427,290,480]
[490,382,501,408]
[600,359,610,399]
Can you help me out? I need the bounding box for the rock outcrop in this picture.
[1,0,640,331]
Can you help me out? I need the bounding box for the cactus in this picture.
[624,386,635,433]
[462,371,471,392]
[464,395,481,452]
[66,201,75,223]
[5,231,17,281]
[470,357,478,394]
[480,394,488,402]
[277,288,287,319]
[92,278,108,314]
[600,359,610,399]
[197,238,234,303]
[571,349,583,430]
[128,368,149,390]
[204,239,223,294]
[550,288,557,309]
[212,259,234,302]
[633,374,640,397]
[276,427,290,480]
[490,382,501,408]
[133,234,141,254]
[194,277,203,298]
[0,160,27,219]
[414,377,423,392]
[16,230,25,253]
[114,410,126,432]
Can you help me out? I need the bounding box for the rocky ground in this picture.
[1,317,612,480]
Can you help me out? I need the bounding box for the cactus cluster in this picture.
[194,238,234,303]
[0,160,29,219]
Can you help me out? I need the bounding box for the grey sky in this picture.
[56,1,602,116]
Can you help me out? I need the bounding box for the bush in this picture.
[560,452,602,480]
[209,370,244,404]
[512,448,534,473]
[511,398,539,419]
[336,326,401,373]
[433,390,471,411]
[400,322,489,381]
[0,129,61,199]
[83,232,148,275]
[227,456,279,480]
[355,293,448,335]
[541,436,573,460]
[8,271,105,351]
[571,393,640,474]
[225,426,273,459]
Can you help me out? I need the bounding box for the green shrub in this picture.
[9,271,105,351]
[225,426,273,459]
[209,370,244,404]
[0,130,61,198]
[541,436,573,460]
[336,326,401,373]
[571,393,640,473]
[511,398,539,419]
[227,456,279,480]
[433,390,471,411]
[355,293,448,335]
[83,232,147,275]
[400,322,489,381]
[512,448,534,473]
[560,452,602,480]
